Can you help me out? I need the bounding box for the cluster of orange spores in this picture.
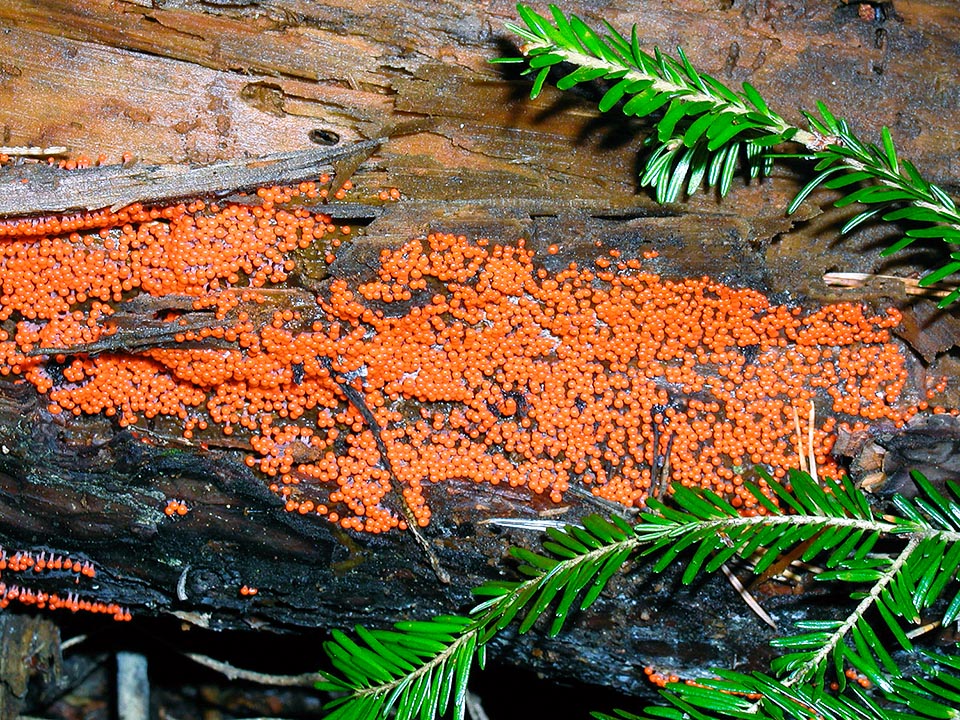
[0,547,130,620]
[0,187,943,536]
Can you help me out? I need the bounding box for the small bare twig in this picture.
[477,517,568,531]
[176,564,191,602]
[0,145,68,156]
[807,401,818,486]
[824,271,959,299]
[184,652,328,687]
[905,620,941,640]
[791,400,818,482]
[719,563,777,630]
[60,634,88,652]
[321,357,450,584]
[792,405,807,474]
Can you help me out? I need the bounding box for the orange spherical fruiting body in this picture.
[0,174,943,535]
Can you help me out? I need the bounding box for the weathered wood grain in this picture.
[0,0,957,712]
[0,141,387,214]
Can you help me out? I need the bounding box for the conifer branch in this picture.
[498,4,960,305]
[637,513,960,544]
[782,533,920,689]
[318,514,639,720]
[344,622,478,717]
[320,469,960,720]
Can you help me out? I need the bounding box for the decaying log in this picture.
[0,0,957,715]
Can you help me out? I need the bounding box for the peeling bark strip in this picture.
[0,140,385,215]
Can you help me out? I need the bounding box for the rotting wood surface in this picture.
[0,141,387,215]
[0,0,957,710]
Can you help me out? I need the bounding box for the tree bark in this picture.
[0,0,957,712]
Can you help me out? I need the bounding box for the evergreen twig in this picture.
[318,515,638,720]
[494,4,960,306]
[319,470,960,719]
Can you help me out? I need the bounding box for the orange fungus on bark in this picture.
[0,182,941,534]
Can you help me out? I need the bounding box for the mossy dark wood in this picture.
[0,0,957,712]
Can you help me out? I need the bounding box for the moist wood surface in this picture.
[0,0,958,709]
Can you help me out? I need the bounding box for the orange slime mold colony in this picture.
[0,184,931,533]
